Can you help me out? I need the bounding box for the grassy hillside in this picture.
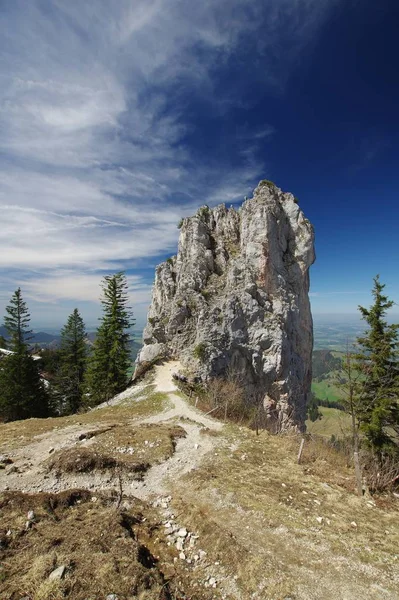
[1,368,398,600]
[310,350,347,437]
[311,377,343,404]
[306,406,351,438]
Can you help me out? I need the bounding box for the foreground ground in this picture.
[0,363,398,599]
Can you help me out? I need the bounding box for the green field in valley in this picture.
[306,406,351,438]
[311,375,344,404]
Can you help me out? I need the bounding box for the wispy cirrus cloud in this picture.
[0,0,340,325]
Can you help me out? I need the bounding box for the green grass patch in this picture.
[312,376,343,404]
[306,406,351,438]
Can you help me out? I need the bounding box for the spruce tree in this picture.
[355,276,399,455]
[0,289,48,421]
[4,288,32,351]
[86,272,134,405]
[56,309,87,414]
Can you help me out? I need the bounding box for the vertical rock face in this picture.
[136,181,315,431]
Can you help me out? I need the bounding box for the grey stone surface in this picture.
[136,181,315,431]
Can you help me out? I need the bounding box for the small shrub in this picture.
[293,196,299,204]
[362,453,399,494]
[148,317,156,326]
[259,179,275,188]
[200,288,210,301]
[197,205,210,218]
[177,218,184,229]
[193,342,207,362]
[205,377,249,422]
[166,257,173,266]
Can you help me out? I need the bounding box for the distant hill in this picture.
[311,349,344,405]
[0,325,142,360]
[312,349,342,379]
[0,325,61,346]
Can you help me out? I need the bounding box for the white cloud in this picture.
[20,271,152,306]
[0,0,339,320]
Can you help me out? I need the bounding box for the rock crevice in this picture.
[136,181,315,431]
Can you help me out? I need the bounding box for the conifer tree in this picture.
[4,288,32,351]
[0,288,48,421]
[86,272,134,405]
[355,276,399,455]
[56,309,87,414]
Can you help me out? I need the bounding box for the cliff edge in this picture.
[136,180,315,431]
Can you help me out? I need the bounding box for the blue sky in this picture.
[0,0,398,329]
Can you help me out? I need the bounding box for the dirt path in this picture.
[130,361,223,499]
[0,362,223,500]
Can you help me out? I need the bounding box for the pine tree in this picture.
[86,272,134,405]
[4,288,32,351]
[306,392,321,422]
[0,289,48,422]
[56,309,87,414]
[355,276,399,456]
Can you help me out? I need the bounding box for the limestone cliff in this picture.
[136,180,315,431]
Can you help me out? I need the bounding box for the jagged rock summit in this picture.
[136,180,315,431]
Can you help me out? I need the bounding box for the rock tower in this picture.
[136,181,315,431]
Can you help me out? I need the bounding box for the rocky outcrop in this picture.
[136,180,315,431]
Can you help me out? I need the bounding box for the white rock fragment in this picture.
[177,528,187,538]
[49,565,66,581]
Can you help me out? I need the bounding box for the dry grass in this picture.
[169,425,399,599]
[0,490,216,600]
[47,423,186,478]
